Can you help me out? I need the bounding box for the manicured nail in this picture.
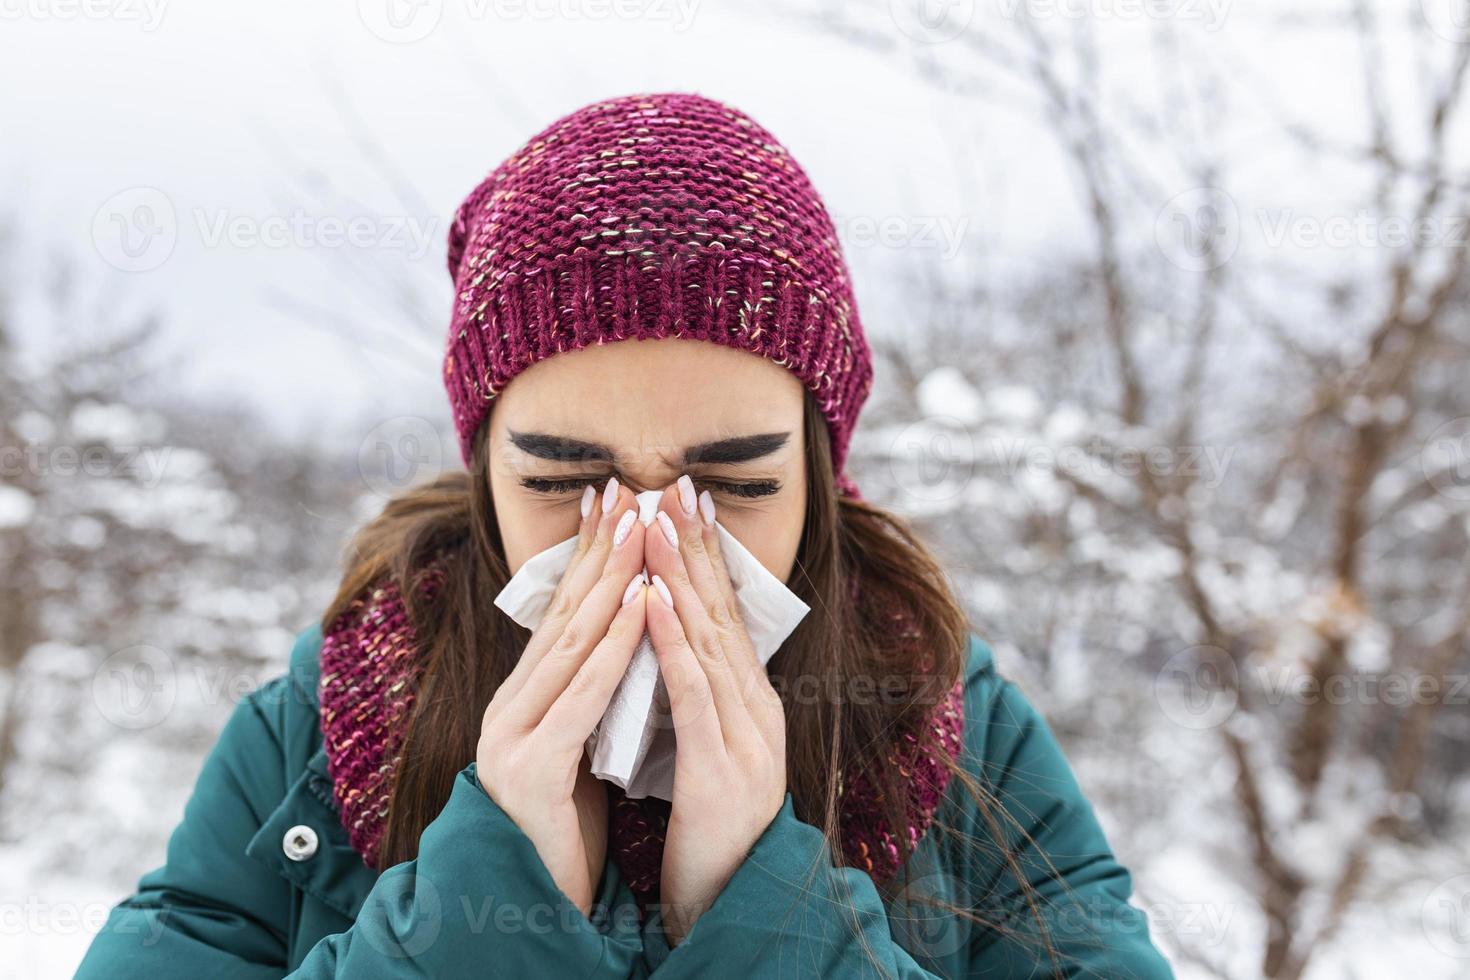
[698,489,715,527]
[613,508,637,547]
[601,476,619,515]
[580,484,596,520]
[622,572,646,606]
[676,475,697,516]
[651,574,672,607]
[655,511,678,548]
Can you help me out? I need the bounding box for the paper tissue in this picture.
[492,489,810,800]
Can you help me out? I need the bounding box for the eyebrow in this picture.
[508,430,791,467]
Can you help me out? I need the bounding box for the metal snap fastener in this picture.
[282,824,319,862]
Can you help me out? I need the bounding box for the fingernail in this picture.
[622,572,646,606]
[676,475,697,515]
[651,574,672,607]
[655,511,678,548]
[698,489,715,527]
[613,508,637,547]
[602,476,619,515]
[580,484,596,520]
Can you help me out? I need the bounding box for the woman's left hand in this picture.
[642,476,788,946]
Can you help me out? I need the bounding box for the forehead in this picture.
[492,337,805,458]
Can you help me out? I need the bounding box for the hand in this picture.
[642,476,787,945]
[477,478,650,916]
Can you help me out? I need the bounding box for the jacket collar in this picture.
[245,744,379,919]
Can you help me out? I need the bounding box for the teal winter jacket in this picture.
[75,627,1174,978]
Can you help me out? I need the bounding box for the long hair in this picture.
[324,393,1066,976]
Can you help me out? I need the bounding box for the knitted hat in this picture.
[441,91,873,499]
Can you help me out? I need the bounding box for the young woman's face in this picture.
[486,337,809,583]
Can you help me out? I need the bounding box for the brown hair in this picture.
[324,393,1066,976]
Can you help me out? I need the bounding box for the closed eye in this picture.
[519,476,780,499]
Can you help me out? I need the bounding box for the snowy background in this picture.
[3,1,1470,977]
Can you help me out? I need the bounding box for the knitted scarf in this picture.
[318,571,965,906]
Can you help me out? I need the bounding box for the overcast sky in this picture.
[1,0,1460,444]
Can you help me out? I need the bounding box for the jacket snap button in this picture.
[282,824,319,862]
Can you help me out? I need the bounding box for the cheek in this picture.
[489,475,577,574]
[716,492,805,586]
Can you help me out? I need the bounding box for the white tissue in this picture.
[492,489,810,800]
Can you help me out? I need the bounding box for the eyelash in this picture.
[519,477,781,499]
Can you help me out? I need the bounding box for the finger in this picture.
[645,574,725,759]
[649,481,761,714]
[556,481,605,582]
[496,477,621,706]
[539,477,631,641]
[539,573,648,748]
[644,513,753,742]
[690,488,743,652]
[663,478,742,634]
[501,492,648,728]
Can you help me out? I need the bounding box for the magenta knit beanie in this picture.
[442,91,873,499]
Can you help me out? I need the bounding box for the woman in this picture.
[76,92,1173,978]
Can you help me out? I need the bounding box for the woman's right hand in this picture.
[476,477,649,916]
